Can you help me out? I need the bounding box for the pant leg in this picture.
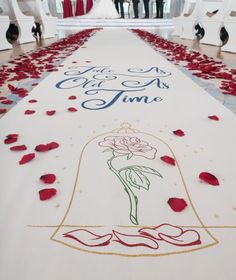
[132,0,139,18]
[143,0,150,18]
[119,0,124,18]
[156,1,163,18]
[160,2,163,18]
[114,0,119,13]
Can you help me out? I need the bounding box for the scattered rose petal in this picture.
[68,107,77,112]
[167,198,188,212]
[63,229,113,247]
[112,230,159,249]
[46,110,56,116]
[35,142,59,152]
[47,142,59,150]
[35,144,49,152]
[208,115,219,121]
[68,95,77,100]
[40,174,56,184]
[1,99,13,105]
[0,108,7,114]
[8,84,16,91]
[173,129,185,136]
[24,110,35,115]
[10,145,27,151]
[39,188,57,201]
[28,99,37,103]
[19,153,35,165]
[4,134,18,144]
[199,172,220,186]
[160,155,176,166]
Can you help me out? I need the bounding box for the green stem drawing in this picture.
[107,155,139,225]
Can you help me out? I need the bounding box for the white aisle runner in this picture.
[0,29,236,280]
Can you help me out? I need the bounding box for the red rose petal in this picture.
[28,99,37,103]
[160,155,176,166]
[199,172,220,186]
[8,84,16,91]
[47,142,59,150]
[39,188,57,201]
[46,110,56,116]
[208,115,219,121]
[35,144,49,152]
[4,134,18,144]
[173,129,185,136]
[24,110,35,115]
[7,134,18,138]
[10,145,27,151]
[40,174,56,184]
[1,99,13,105]
[167,198,188,212]
[68,107,78,112]
[68,95,77,100]
[19,153,35,165]
[4,138,18,144]
[35,142,59,152]
[0,109,7,114]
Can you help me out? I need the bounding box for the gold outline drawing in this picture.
[48,123,219,257]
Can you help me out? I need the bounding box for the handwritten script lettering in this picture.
[55,66,171,110]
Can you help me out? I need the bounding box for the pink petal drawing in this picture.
[112,230,159,249]
[139,223,201,247]
[139,224,183,240]
[159,230,201,247]
[63,229,113,247]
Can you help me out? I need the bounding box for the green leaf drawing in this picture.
[121,165,163,178]
[107,154,162,225]
[123,168,150,190]
[127,153,133,160]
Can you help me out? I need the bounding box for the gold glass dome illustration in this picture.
[51,123,218,257]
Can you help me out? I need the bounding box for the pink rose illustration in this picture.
[99,136,157,159]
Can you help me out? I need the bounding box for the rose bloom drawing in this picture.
[99,136,157,160]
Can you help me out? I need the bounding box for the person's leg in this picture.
[156,2,160,18]
[160,2,163,18]
[132,0,139,18]
[120,0,125,18]
[143,0,149,18]
[115,0,119,13]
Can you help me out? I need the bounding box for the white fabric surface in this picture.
[78,0,119,19]
[0,29,236,279]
